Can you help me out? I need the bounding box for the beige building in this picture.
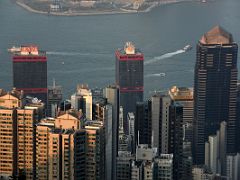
[36,109,86,180]
[0,88,44,179]
[85,122,105,180]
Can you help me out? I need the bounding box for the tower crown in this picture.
[124,42,135,55]
[200,26,233,45]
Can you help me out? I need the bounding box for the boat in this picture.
[8,46,21,53]
[183,45,192,52]
[202,0,206,3]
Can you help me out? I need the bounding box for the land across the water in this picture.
[15,0,196,16]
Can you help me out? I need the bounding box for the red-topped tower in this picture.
[12,45,48,105]
[115,42,144,134]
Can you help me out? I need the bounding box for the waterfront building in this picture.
[71,84,92,120]
[12,45,48,106]
[115,42,144,134]
[193,26,238,164]
[0,88,44,179]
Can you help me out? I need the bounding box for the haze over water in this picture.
[0,0,240,98]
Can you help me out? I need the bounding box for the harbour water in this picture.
[0,0,240,98]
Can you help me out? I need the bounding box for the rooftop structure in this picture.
[169,86,193,101]
[200,26,233,45]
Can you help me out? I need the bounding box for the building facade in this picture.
[115,42,144,134]
[193,26,238,164]
[12,45,48,105]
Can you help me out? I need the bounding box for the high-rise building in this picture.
[169,102,184,180]
[116,151,134,180]
[0,88,44,179]
[151,93,171,153]
[47,80,62,117]
[193,26,238,164]
[115,42,144,134]
[36,110,86,180]
[226,153,240,180]
[71,84,92,120]
[12,45,48,105]
[135,101,152,146]
[104,85,119,180]
[154,154,173,180]
[169,86,194,144]
[85,121,105,180]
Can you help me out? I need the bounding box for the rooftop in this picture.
[117,42,143,55]
[200,26,233,45]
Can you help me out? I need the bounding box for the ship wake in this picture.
[144,49,185,65]
[47,51,110,57]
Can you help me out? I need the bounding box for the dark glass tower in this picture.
[193,26,238,164]
[12,46,48,105]
[115,42,144,134]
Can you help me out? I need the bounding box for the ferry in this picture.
[8,46,21,53]
[183,45,192,52]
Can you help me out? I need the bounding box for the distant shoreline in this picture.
[15,0,195,16]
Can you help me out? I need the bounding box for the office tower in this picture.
[226,153,240,180]
[0,88,44,179]
[193,26,238,164]
[47,80,62,117]
[169,102,184,180]
[71,84,92,120]
[135,101,152,146]
[92,97,113,180]
[236,82,240,152]
[12,45,48,105]
[104,85,119,180]
[151,93,171,153]
[169,86,194,144]
[85,122,105,180]
[154,154,173,180]
[115,42,144,134]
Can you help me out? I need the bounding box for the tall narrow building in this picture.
[12,45,48,105]
[193,26,238,164]
[115,42,144,134]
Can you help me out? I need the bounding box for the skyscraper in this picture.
[193,26,238,165]
[115,42,144,134]
[12,45,48,106]
[104,85,119,180]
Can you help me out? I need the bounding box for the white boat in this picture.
[202,0,206,3]
[183,45,192,51]
[8,46,21,53]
